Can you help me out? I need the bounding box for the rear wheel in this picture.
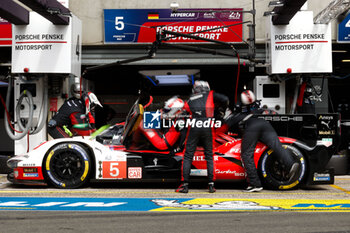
[259,144,306,190]
[44,143,91,188]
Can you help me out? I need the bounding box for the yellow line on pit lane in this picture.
[150,198,350,212]
[330,184,350,194]
[0,190,349,195]
[151,209,350,213]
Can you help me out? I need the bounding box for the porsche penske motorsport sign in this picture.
[103,8,243,43]
[266,11,332,74]
[11,12,82,76]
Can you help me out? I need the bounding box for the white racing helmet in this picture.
[84,92,103,113]
[163,96,184,118]
[241,90,256,105]
[192,80,210,94]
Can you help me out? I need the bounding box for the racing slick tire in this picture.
[259,144,306,190]
[43,143,92,189]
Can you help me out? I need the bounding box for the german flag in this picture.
[148,12,159,20]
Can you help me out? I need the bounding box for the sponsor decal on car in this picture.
[228,147,263,154]
[258,116,303,122]
[23,168,38,173]
[319,115,334,120]
[318,130,336,135]
[215,169,245,176]
[193,155,219,161]
[13,167,44,180]
[23,173,39,178]
[313,172,331,181]
[190,169,207,176]
[317,138,333,147]
[128,167,142,179]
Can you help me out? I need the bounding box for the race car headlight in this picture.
[7,159,21,169]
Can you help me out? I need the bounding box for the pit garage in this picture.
[0,0,349,176]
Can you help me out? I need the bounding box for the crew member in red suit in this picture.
[48,90,102,139]
[176,81,229,193]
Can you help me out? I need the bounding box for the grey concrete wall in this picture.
[68,0,338,45]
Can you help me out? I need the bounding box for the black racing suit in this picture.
[182,91,229,183]
[227,110,295,187]
[48,98,93,138]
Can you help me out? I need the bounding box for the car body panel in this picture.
[8,130,333,189]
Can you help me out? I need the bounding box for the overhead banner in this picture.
[103,8,243,43]
[0,17,11,46]
[266,11,332,74]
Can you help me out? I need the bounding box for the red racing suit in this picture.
[131,120,181,151]
[131,118,180,150]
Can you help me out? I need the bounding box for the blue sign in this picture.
[338,13,350,42]
[143,111,161,129]
[103,8,243,43]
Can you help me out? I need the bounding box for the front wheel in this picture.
[44,143,91,189]
[259,144,306,190]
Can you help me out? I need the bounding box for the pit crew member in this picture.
[177,80,229,193]
[48,90,102,139]
[227,90,299,192]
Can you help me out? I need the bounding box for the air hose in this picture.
[4,76,34,140]
[16,76,48,135]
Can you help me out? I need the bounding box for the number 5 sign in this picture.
[102,161,127,179]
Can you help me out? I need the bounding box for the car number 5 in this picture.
[110,162,120,177]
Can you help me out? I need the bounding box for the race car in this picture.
[7,98,336,190]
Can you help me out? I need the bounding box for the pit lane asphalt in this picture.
[0,175,350,199]
[1,175,350,233]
